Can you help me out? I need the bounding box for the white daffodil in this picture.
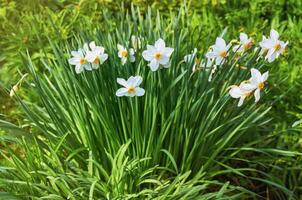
[259,29,288,63]
[249,68,269,102]
[68,45,92,74]
[206,37,231,65]
[131,35,142,51]
[142,38,174,71]
[229,82,255,107]
[117,44,135,65]
[86,41,108,69]
[116,76,145,97]
[233,33,253,53]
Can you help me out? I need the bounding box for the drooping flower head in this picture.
[142,38,174,71]
[206,37,231,65]
[116,76,145,97]
[233,33,253,53]
[117,44,135,65]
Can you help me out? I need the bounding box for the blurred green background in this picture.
[0,0,301,196]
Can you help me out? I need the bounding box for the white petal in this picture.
[149,59,160,71]
[86,52,96,62]
[128,76,142,87]
[84,64,92,71]
[83,43,89,52]
[75,64,84,74]
[117,44,124,51]
[267,52,278,63]
[146,45,156,50]
[89,41,96,50]
[270,29,279,40]
[117,78,128,87]
[116,88,128,97]
[240,83,256,91]
[129,55,135,62]
[155,38,165,50]
[68,57,80,65]
[163,47,174,57]
[239,33,248,42]
[238,96,245,107]
[262,71,269,82]
[254,89,261,102]
[121,57,127,65]
[159,55,169,65]
[206,51,218,59]
[91,63,99,69]
[215,37,226,49]
[215,57,224,65]
[142,50,154,61]
[100,54,108,64]
[135,87,145,96]
[71,51,81,57]
[229,86,243,98]
[251,68,262,83]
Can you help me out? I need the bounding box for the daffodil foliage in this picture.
[0,7,296,200]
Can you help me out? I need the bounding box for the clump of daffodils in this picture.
[68,41,108,73]
[67,29,287,107]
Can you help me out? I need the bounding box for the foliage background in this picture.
[0,0,301,198]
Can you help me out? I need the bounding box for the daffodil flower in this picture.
[233,33,253,53]
[249,68,269,102]
[142,38,174,71]
[86,41,108,69]
[206,37,231,65]
[117,44,135,65]
[259,29,288,63]
[116,76,145,97]
[229,83,255,107]
[68,45,92,74]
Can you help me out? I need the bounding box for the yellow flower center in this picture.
[80,58,87,65]
[127,86,136,94]
[243,42,253,50]
[219,51,227,58]
[274,43,281,51]
[244,92,252,97]
[93,57,100,64]
[258,82,265,90]
[121,50,128,58]
[154,52,162,60]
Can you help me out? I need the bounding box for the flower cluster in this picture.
[68,38,174,97]
[68,42,108,74]
[67,30,287,106]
